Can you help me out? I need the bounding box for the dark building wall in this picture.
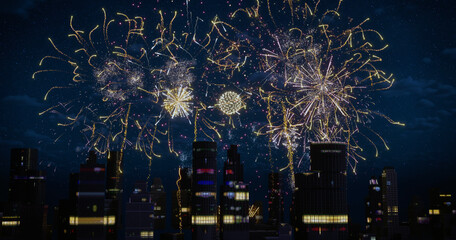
[294,142,348,240]
[191,141,217,240]
[268,172,283,225]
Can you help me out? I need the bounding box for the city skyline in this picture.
[1,0,456,239]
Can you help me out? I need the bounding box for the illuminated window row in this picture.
[2,221,20,226]
[197,168,215,174]
[223,215,235,224]
[302,215,348,224]
[140,231,154,238]
[429,209,440,215]
[69,216,115,225]
[224,192,235,199]
[235,192,249,201]
[195,192,216,198]
[181,207,190,213]
[439,194,452,197]
[192,215,216,225]
[388,206,398,213]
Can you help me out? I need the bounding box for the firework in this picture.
[163,87,193,119]
[217,91,245,116]
[211,0,404,181]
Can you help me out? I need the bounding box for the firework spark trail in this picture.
[210,0,404,184]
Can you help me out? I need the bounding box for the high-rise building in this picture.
[73,151,109,240]
[125,181,155,240]
[191,141,218,240]
[365,176,383,238]
[172,168,192,230]
[408,196,431,240]
[293,142,348,240]
[428,189,456,240]
[55,173,79,240]
[381,167,399,239]
[105,151,123,239]
[220,145,249,240]
[268,172,283,225]
[1,148,46,239]
[150,178,166,230]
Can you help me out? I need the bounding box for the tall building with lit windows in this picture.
[428,188,456,239]
[125,181,155,240]
[381,167,399,239]
[1,148,46,239]
[268,172,283,225]
[105,151,123,239]
[365,176,383,238]
[150,178,166,230]
[220,145,249,240]
[191,141,218,240]
[74,151,109,240]
[172,167,192,229]
[293,142,348,240]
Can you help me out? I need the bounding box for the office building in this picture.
[365,177,383,237]
[381,167,399,239]
[220,145,249,240]
[73,151,108,240]
[1,148,46,239]
[150,178,166,230]
[293,142,348,240]
[125,181,155,240]
[268,172,283,225]
[191,141,218,240]
[105,151,123,239]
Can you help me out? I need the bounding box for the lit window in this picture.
[429,209,440,215]
[192,215,217,225]
[223,215,234,224]
[302,215,348,224]
[195,192,216,198]
[2,221,20,226]
[197,169,215,174]
[181,207,190,213]
[155,206,162,211]
[197,180,214,185]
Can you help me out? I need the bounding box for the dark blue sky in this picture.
[1,0,455,225]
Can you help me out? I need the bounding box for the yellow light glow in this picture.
[192,215,217,225]
[302,215,348,224]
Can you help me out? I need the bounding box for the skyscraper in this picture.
[73,151,109,240]
[220,145,249,240]
[365,176,383,238]
[105,151,123,239]
[2,148,46,239]
[191,141,217,240]
[293,142,348,240]
[150,178,166,230]
[125,181,154,240]
[56,173,79,240]
[268,172,283,225]
[381,167,399,239]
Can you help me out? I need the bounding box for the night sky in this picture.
[1,0,456,227]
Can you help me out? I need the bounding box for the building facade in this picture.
[191,141,218,240]
[293,142,348,240]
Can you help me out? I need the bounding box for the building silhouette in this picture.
[74,151,109,240]
[105,151,124,239]
[268,172,283,225]
[381,167,399,239]
[220,145,249,240]
[1,148,46,239]
[429,189,456,240]
[191,141,218,240]
[125,181,154,240]
[293,142,348,240]
[365,176,383,238]
[150,178,166,230]
[55,173,79,239]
